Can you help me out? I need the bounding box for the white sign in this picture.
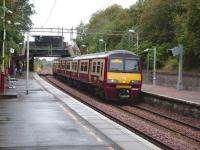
[144,48,150,52]
[169,46,183,56]
[10,48,15,54]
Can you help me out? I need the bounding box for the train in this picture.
[52,50,142,101]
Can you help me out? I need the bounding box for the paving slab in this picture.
[142,84,200,105]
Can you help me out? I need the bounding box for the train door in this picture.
[99,59,105,81]
[88,60,92,83]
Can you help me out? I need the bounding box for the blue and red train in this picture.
[52,50,142,101]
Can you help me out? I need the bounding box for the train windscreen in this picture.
[109,58,139,73]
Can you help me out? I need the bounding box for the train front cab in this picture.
[104,54,142,101]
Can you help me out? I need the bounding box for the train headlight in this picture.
[130,80,141,86]
[107,79,118,84]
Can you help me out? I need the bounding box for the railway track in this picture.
[44,75,200,150]
[116,105,200,142]
[135,104,200,130]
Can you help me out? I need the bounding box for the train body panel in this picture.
[53,50,142,101]
[107,72,141,84]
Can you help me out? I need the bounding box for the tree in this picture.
[0,0,35,66]
[184,0,200,68]
[139,0,178,44]
[128,0,144,27]
[117,0,144,53]
[75,5,131,53]
[74,0,200,70]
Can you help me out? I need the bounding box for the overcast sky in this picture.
[30,0,137,41]
[31,0,137,27]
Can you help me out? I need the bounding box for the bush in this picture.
[162,58,178,71]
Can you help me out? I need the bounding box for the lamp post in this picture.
[144,47,157,85]
[26,32,30,94]
[128,29,139,55]
[99,39,106,52]
[153,48,157,85]
[144,48,150,80]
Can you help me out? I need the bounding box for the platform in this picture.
[0,73,160,150]
[142,84,200,106]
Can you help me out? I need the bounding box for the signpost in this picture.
[144,48,150,79]
[26,32,30,94]
[153,48,157,86]
[168,45,183,90]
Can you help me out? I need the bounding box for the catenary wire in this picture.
[42,0,57,27]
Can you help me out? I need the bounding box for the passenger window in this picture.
[97,62,100,73]
[72,62,76,71]
[68,62,71,70]
[75,62,77,70]
[59,61,61,68]
[81,62,84,71]
[92,62,96,73]
[62,62,65,69]
[100,62,103,76]
[89,61,92,72]
[84,62,88,72]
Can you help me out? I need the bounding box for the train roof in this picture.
[59,56,75,61]
[56,50,138,62]
[73,50,138,60]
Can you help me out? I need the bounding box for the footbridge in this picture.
[26,35,80,57]
[12,35,81,72]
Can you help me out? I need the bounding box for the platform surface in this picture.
[0,73,160,150]
[142,84,200,105]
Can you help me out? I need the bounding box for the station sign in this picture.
[168,46,183,56]
[10,48,15,53]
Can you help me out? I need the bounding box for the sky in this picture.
[31,0,137,28]
[30,0,137,42]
